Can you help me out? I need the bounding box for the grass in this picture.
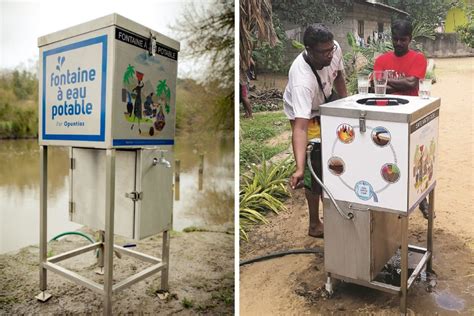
[183,226,209,233]
[182,297,194,309]
[240,111,291,171]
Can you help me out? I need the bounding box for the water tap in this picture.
[153,151,171,168]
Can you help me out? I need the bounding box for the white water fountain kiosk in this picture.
[320,94,440,314]
[36,13,179,315]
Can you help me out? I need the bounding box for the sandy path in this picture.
[240,57,474,315]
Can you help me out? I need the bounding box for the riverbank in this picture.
[0,225,234,314]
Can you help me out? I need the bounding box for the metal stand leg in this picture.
[427,190,435,272]
[36,146,52,302]
[160,230,170,291]
[103,149,116,315]
[325,274,334,294]
[95,230,105,275]
[400,216,408,315]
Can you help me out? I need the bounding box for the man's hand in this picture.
[290,169,305,190]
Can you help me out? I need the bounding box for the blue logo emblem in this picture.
[354,180,378,202]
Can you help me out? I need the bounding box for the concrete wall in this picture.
[419,33,474,58]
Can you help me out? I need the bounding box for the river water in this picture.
[0,133,234,254]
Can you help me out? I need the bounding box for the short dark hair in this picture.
[303,24,334,48]
[391,19,413,37]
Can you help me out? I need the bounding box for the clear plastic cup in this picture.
[419,78,432,99]
[357,74,369,95]
[373,70,388,97]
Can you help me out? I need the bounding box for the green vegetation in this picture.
[183,226,208,233]
[456,3,474,48]
[181,297,194,309]
[173,0,234,131]
[273,0,354,27]
[0,70,38,138]
[0,69,230,139]
[239,156,294,240]
[175,78,233,133]
[383,0,455,31]
[240,111,290,170]
[252,16,289,73]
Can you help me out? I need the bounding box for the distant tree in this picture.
[240,0,278,72]
[173,0,234,130]
[173,0,234,89]
[252,15,288,73]
[455,2,474,48]
[382,0,457,30]
[272,0,354,27]
[11,70,37,100]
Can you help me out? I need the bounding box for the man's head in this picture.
[391,19,413,57]
[303,24,336,68]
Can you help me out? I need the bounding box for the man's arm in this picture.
[333,70,348,98]
[386,76,418,93]
[290,118,309,189]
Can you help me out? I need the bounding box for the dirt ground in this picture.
[0,224,234,314]
[240,58,474,315]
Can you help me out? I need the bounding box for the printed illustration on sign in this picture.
[122,64,171,136]
[381,163,400,183]
[329,124,400,202]
[328,156,345,176]
[372,126,391,147]
[337,123,355,143]
[413,139,436,192]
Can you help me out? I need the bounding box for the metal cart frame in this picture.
[35,146,170,315]
[325,188,435,315]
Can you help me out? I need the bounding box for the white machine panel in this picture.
[38,13,179,148]
[321,116,408,212]
[320,94,440,214]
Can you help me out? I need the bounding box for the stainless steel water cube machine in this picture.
[36,14,179,314]
[320,94,440,314]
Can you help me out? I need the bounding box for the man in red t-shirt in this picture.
[375,19,430,217]
[373,19,427,96]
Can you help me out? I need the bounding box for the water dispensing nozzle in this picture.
[153,151,171,168]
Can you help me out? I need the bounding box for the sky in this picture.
[0,0,213,78]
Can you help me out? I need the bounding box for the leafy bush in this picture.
[240,156,295,240]
[252,16,289,73]
[456,24,474,48]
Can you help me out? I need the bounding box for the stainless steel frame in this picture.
[325,188,435,315]
[36,146,170,315]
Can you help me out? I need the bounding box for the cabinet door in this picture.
[71,148,136,238]
[135,148,173,239]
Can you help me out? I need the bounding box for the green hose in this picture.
[50,231,96,244]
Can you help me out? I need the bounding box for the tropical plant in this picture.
[272,0,354,27]
[240,0,277,72]
[239,156,295,240]
[123,64,135,85]
[252,16,288,73]
[456,3,474,48]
